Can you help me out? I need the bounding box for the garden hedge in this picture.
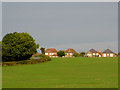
[2,55,51,66]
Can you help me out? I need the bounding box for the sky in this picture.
[2,2,118,53]
[1,0,119,2]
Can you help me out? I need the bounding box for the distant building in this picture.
[45,48,58,57]
[86,49,99,57]
[65,48,76,57]
[102,49,116,57]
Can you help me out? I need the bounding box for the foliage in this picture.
[2,32,39,61]
[57,50,65,57]
[79,52,85,57]
[73,52,79,57]
[2,55,51,66]
[30,57,33,60]
[40,47,45,54]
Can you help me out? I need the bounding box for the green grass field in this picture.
[2,57,118,88]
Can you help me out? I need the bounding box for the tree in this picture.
[40,47,45,55]
[73,52,79,57]
[57,50,65,57]
[79,52,85,57]
[2,32,39,61]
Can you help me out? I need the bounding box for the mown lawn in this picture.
[2,57,118,88]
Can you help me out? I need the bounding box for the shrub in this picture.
[2,55,51,66]
[73,52,79,57]
[30,57,33,60]
[79,52,85,57]
[57,50,65,57]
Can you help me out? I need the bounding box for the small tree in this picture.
[73,52,79,57]
[57,50,65,57]
[40,47,45,55]
[80,52,85,57]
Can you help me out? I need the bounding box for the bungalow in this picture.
[65,48,76,57]
[45,48,58,57]
[86,49,99,57]
[102,49,116,57]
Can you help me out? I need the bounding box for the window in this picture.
[93,53,95,55]
[110,54,113,57]
[87,54,91,56]
[45,53,48,55]
[96,53,98,55]
[99,55,101,57]
[49,53,52,55]
[70,53,72,55]
[52,53,54,55]
[103,54,106,57]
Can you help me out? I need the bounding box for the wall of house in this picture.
[102,53,116,57]
[86,51,93,57]
[86,52,99,57]
[45,52,57,57]
[65,53,73,57]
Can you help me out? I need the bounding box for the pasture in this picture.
[2,57,118,88]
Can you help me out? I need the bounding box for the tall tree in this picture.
[2,32,39,61]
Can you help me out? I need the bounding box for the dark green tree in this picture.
[40,47,45,55]
[73,52,79,57]
[79,52,85,57]
[57,50,65,57]
[2,32,39,61]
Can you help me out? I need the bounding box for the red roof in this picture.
[103,49,114,53]
[45,48,57,53]
[89,49,98,53]
[65,48,76,53]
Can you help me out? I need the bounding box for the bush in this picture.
[30,57,33,60]
[2,32,39,61]
[73,52,79,57]
[57,50,65,57]
[79,52,85,57]
[2,55,51,66]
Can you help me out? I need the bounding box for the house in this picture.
[86,49,99,57]
[45,48,58,57]
[102,49,116,57]
[65,48,76,57]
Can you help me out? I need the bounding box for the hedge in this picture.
[2,55,51,66]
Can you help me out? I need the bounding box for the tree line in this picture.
[57,50,85,57]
